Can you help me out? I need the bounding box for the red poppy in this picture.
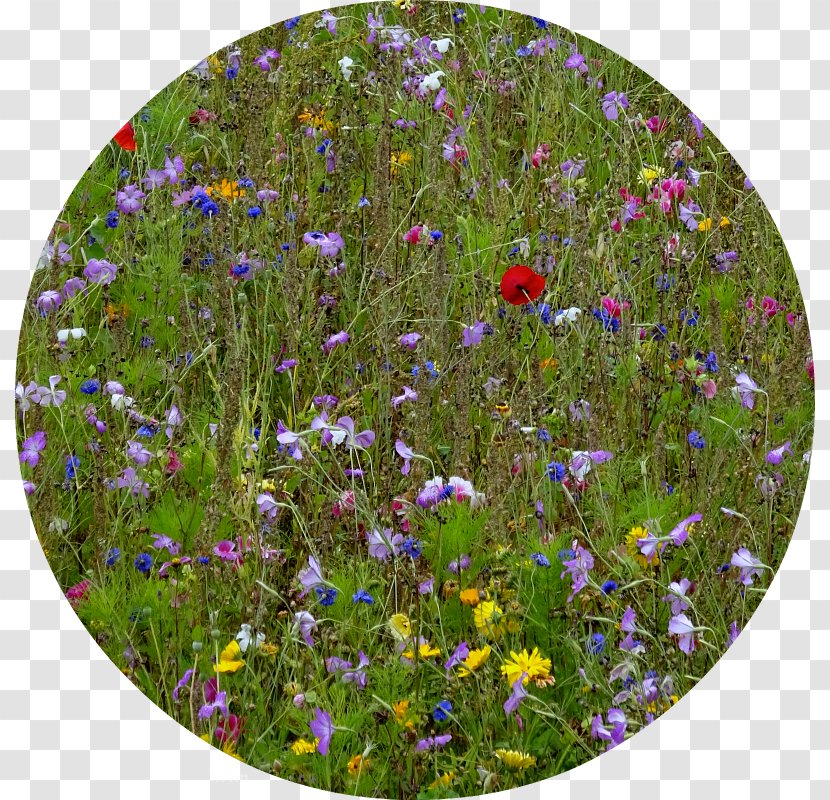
[500,265,545,305]
[113,121,136,151]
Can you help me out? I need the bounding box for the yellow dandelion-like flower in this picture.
[429,772,456,789]
[393,699,415,730]
[457,645,491,677]
[495,749,537,770]
[291,738,319,756]
[390,150,414,177]
[639,166,663,184]
[206,178,245,201]
[347,754,371,776]
[720,216,731,228]
[403,641,442,660]
[459,588,480,607]
[259,642,278,657]
[698,217,713,232]
[298,108,335,134]
[393,0,417,12]
[473,600,504,638]
[387,613,412,641]
[500,648,552,687]
[213,640,246,674]
[625,525,658,568]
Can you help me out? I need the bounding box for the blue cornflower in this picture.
[661,481,674,496]
[134,553,152,573]
[593,308,620,333]
[704,351,719,373]
[546,461,566,482]
[433,700,452,723]
[315,586,338,607]
[248,206,262,218]
[656,274,675,292]
[80,379,100,395]
[140,335,155,348]
[688,430,706,449]
[136,425,156,438]
[680,309,700,327]
[358,196,370,208]
[497,306,507,319]
[716,563,731,574]
[430,230,443,242]
[237,177,254,188]
[530,552,550,568]
[532,17,549,29]
[285,16,301,29]
[650,324,668,341]
[65,455,80,480]
[352,588,374,605]
[252,427,261,441]
[316,139,331,155]
[139,107,151,122]
[601,580,618,595]
[557,548,576,563]
[586,633,605,655]
[452,8,466,23]
[106,547,121,566]
[425,360,439,380]
[200,252,215,267]
[197,556,210,565]
[536,428,551,443]
[105,210,119,229]
[118,168,130,180]
[232,264,250,277]
[517,45,533,57]
[225,65,239,80]
[402,537,422,560]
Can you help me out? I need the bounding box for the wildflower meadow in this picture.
[17,2,814,796]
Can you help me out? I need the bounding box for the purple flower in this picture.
[83,258,118,286]
[560,157,586,179]
[686,167,702,187]
[569,399,591,422]
[727,621,741,647]
[560,540,594,602]
[293,611,317,647]
[151,534,180,555]
[116,184,145,214]
[462,321,486,347]
[620,606,637,633]
[591,708,627,750]
[15,381,39,413]
[636,530,661,564]
[143,169,167,190]
[668,512,702,546]
[444,641,469,674]
[395,439,416,475]
[663,578,692,615]
[601,91,629,121]
[257,492,279,520]
[313,394,339,409]
[418,576,435,595]
[766,441,793,465]
[35,290,63,314]
[322,330,349,354]
[20,431,47,467]
[399,332,423,350]
[298,555,325,596]
[731,547,763,586]
[679,201,703,232]
[303,231,345,258]
[392,385,418,409]
[503,672,528,716]
[198,690,228,720]
[309,707,333,755]
[326,651,370,690]
[276,421,303,460]
[126,440,152,466]
[416,734,452,752]
[113,467,150,498]
[668,613,696,654]
[735,373,759,410]
[172,668,194,701]
[35,375,67,407]
[367,528,403,561]
[689,112,704,138]
[564,51,586,70]
[315,415,375,449]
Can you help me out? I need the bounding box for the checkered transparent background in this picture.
[1,0,828,797]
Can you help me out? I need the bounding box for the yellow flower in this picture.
[495,749,536,770]
[698,217,713,232]
[260,478,276,493]
[390,150,413,177]
[640,166,661,183]
[393,0,416,12]
[348,754,371,775]
[473,601,504,637]
[213,640,245,673]
[500,648,552,687]
[259,642,278,657]
[403,641,441,660]
[458,645,491,677]
[291,738,319,755]
[206,178,245,201]
[540,357,558,371]
[429,772,456,789]
[720,216,731,228]
[388,613,412,641]
[393,699,415,730]
[495,402,511,416]
[459,588,480,607]
[626,525,657,568]
[298,108,335,134]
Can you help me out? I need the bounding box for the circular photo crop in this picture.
[17,2,813,796]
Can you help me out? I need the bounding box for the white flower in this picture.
[419,70,445,92]
[111,393,135,410]
[433,38,453,54]
[235,623,265,653]
[57,327,87,343]
[554,307,582,326]
[338,55,354,81]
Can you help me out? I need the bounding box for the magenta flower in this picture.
[293,611,317,647]
[560,540,594,602]
[591,708,627,749]
[395,439,416,475]
[392,385,418,409]
[663,578,693,615]
[309,707,334,755]
[158,556,192,578]
[20,431,47,467]
[298,555,325,596]
[731,547,763,586]
[322,330,349,354]
[303,231,344,258]
[83,258,118,286]
[367,528,403,561]
[213,540,242,564]
[462,321,486,347]
[503,672,529,716]
[668,613,696,654]
[735,373,759,410]
[766,441,793,465]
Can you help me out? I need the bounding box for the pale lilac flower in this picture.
[399,332,422,349]
[298,555,325,596]
[83,258,118,286]
[35,290,62,314]
[366,528,403,561]
[322,330,349,354]
[560,540,594,602]
[570,450,613,481]
[668,613,696,654]
[36,375,67,407]
[756,472,784,499]
[444,642,469,674]
[416,734,452,752]
[560,157,586,179]
[257,492,279,521]
[727,621,741,647]
[198,690,229,720]
[276,421,303,460]
[569,399,591,422]
[23,480,36,495]
[114,467,150,498]
[678,201,703,232]
[504,672,528,716]
[126,440,152,466]
[462,321,486,347]
[103,380,125,396]
[151,534,180,555]
[731,547,763,586]
[309,707,333,755]
[395,439,416,475]
[293,611,317,647]
[766,441,793,466]
[601,91,629,121]
[418,576,435,595]
[735,373,759,410]
[20,431,47,467]
[620,606,637,633]
[303,231,344,258]
[15,381,40,413]
[663,578,692,615]
[116,184,145,214]
[689,112,704,138]
[636,530,661,565]
[392,385,418,409]
[326,651,370,690]
[668,512,702,546]
[315,415,375,449]
[591,708,627,749]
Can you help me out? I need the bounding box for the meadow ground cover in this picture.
[16,2,814,796]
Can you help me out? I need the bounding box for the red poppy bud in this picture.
[500,265,545,305]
